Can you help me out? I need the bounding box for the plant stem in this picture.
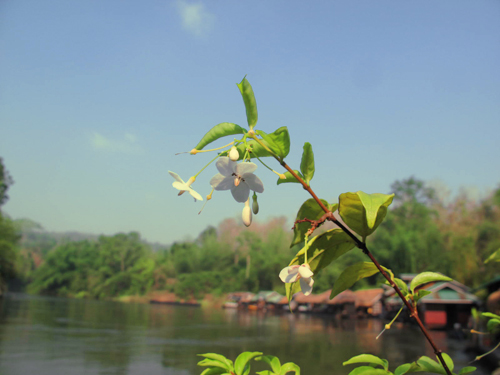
[279,160,453,375]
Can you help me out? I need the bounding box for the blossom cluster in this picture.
[169,155,263,227]
[170,149,312,295]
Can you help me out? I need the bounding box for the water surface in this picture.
[0,293,485,375]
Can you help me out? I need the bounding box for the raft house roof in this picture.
[293,289,377,306]
[353,288,384,308]
[386,281,479,305]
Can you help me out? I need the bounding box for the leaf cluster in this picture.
[343,353,475,375]
[197,352,299,375]
[284,191,394,301]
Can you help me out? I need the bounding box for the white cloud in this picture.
[91,132,144,154]
[176,0,214,37]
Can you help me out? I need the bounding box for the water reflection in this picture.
[0,294,487,375]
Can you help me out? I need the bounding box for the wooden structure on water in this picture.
[385,276,479,329]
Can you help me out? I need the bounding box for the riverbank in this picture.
[115,291,226,309]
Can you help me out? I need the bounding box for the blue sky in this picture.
[1,1,499,244]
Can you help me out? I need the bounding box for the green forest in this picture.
[1,157,499,300]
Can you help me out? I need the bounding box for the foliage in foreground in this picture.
[197,352,300,375]
[176,78,492,375]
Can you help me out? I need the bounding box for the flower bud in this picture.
[252,194,259,214]
[229,146,239,161]
[242,199,252,227]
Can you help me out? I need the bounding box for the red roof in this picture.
[294,290,331,304]
[328,290,356,305]
[293,289,358,305]
[353,288,384,308]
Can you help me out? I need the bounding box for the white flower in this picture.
[169,171,203,201]
[209,157,264,203]
[242,198,252,227]
[279,264,314,296]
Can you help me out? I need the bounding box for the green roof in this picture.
[388,283,478,304]
[424,289,463,301]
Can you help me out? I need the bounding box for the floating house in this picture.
[385,276,479,329]
[291,289,373,316]
[223,292,255,309]
[246,291,285,310]
[353,288,384,317]
[294,290,332,313]
[328,290,356,317]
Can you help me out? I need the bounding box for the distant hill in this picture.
[13,218,168,254]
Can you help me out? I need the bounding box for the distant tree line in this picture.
[1,157,499,300]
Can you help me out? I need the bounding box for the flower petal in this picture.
[298,264,314,278]
[236,162,257,176]
[231,184,250,203]
[279,266,300,283]
[210,174,233,190]
[169,171,185,184]
[243,174,264,193]
[242,200,252,227]
[189,188,203,201]
[300,277,314,296]
[216,157,236,176]
[172,181,188,191]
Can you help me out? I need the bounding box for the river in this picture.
[0,293,488,375]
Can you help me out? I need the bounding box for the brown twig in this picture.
[293,212,331,236]
[278,160,453,375]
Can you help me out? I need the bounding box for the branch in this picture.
[279,160,453,375]
[293,212,331,237]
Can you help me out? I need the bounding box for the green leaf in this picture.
[346,366,391,375]
[392,278,409,296]
[256,127,291,160]
[415,357,442,374]
[198,354,233,371]
[201,368,227,375]
[459,366,476,375]
[291,198,329,247]
[413,290,432,303]
[237,77,258,129]
[394,363,423,375]
[440,353,454,373]
[280,362,300,375]
[198,359,232,371]
[343,354,389,370]
[194,123,246,151]
[487,318,500,332]
[256,355,281,374]
[256,371,273,375]
[285,229,357,301]
[277,170,303,185]
[485,249,500,264]
[482,312,500,320]
[394,364,411,375]
[300,142,315,185]
[234,351,263,375]
[338,192,394,240]
[416,355,453,375]
[409,272,452,293]
[471,308,479,320]
[330,262,393,299]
